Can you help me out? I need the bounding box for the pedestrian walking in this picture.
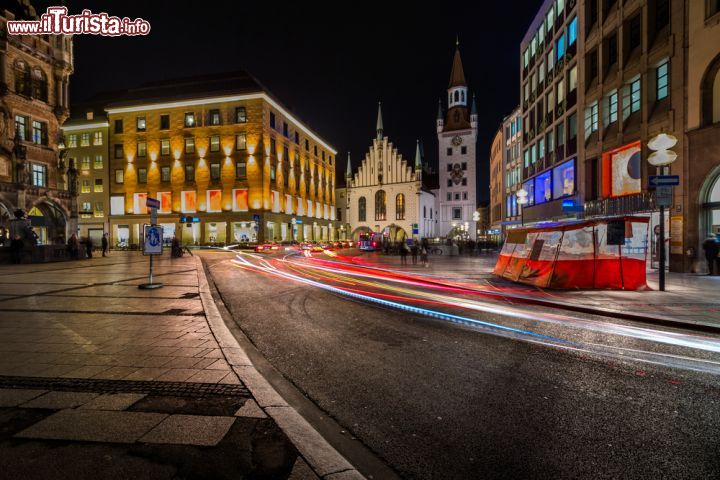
[85,236,93,259]
[702,234,720,275]
[10,235,23,264]
[171,235,183,258]
[400,242,408,265]
[420,245,428,266]
[410,241,418,265]
[101,233,109,257]
[67,234,79,260]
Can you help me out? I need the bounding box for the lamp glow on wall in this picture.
[647,133,678,167]
[516,188,529,205]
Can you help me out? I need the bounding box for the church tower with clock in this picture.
[437,40,478,240]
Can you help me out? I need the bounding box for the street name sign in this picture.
[146,197,161,209]
[649,175,679,187]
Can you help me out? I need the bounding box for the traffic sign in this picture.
[656,185,673,207]
[649,175,679,187]
[143,225,163,255]
[146,197,160,209]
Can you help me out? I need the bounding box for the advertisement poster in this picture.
[670,216,683,255]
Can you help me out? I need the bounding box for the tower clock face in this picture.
[452,135,463,146]
[450,163,464,184]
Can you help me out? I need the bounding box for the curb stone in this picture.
[194,256,366,480]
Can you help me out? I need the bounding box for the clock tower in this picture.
[437,40,478,240]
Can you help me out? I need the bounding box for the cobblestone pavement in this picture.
[0,252,319,479]
[350,251,720,328]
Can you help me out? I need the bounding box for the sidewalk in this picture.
[0,252,361,479]
[351,251,720,330]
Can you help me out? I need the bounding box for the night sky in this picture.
[41,0,539,202]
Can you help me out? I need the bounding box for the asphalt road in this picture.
[202,250,720,480]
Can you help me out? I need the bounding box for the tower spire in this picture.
[471,93,477,116]
[376,102,383,140]
[448,42,467,88]
[437,98,443,120]
[345,152,352,179]
[415,139,422,170]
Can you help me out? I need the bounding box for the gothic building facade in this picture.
[345,104,436,243]
[0,1,74,245]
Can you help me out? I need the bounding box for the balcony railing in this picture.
[584,191,657,218]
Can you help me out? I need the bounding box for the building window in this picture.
[446,192,452,201]
[568,16,577,45]
[305,139,310,151]
[15,115,29,141]
[138,168,147,184]
[79,131,89,147]
[67,134,77,148]
[269,112,276,129]
[461,146,467,155]
[655,0,670,31]
[115,169,124,184]
[80,156,91,170]
[314,145,318,156]
[160,114,170,130]
[283,122,289,137]
[210,135,220,152]
[137,142,147,157]
[184,112,196,128]
[584,102,599,138]
[375,191,386,220]
[160,139,170,156]
[358,196,366,222]
[185,137,195,154]
[447,179,453,187]
[236,162,246,179]
[82,201,91,212]
[606,90,619,125]
[568,113,578,142]
[461,178,467,186]
[209,109,221,126]
[235,107,247,123]
[623,78,641,118]
[628,14,641,52]
[557,33,566,60]
[161,166,170,182]
[235,133,247,150]
[114,119,123,133]
[95,202,104,217]
[136,116,146,131]
[31,121,48,145]
[114,144,123,159]
[452,207,462,220]
[656,61,669,100]
[461,162,467,170]
[446,147,452,155]
[569,65,578,92]
[462,192,468,200]
[185,164,195,181]
[30,68,47,101]
[524,149,529,168]
[295,131,300,144]
[94,155,103,169]
[81,180,90,193]
[94,178,103,192]
[707,0,720,19]
[93,131,103,146]
[447,163,453,172]
[210,163,220,181]
[396,194,405,220]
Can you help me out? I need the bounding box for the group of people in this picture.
[398,239,429,266]
[66,233,109,260]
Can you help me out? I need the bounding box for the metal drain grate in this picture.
[0,376,249,398]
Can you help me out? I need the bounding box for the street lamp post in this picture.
[648,133,678,292]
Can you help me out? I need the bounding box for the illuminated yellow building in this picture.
[61,109,109,245]
[105,72,337,247]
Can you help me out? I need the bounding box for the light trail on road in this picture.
[229,250,720,374]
